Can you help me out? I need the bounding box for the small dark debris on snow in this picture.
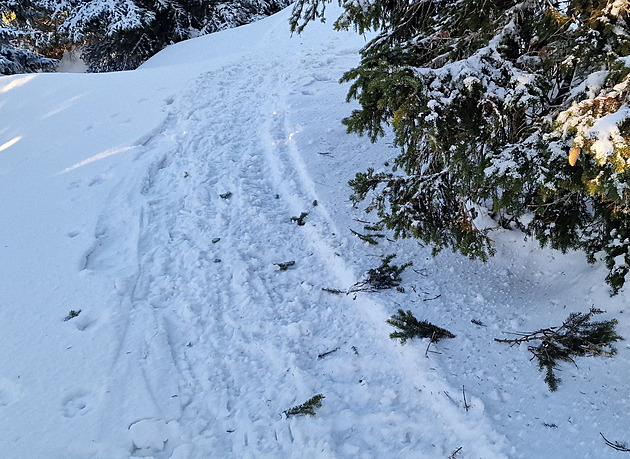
[471,319,486,327]
[422,294,441,301]
[219,191,232,199]
[212,237,221,244]
[291,212,308,226]
[601,432,630,452]
[317,347,339,359]
[63,309,81,321]
[275,261,295,271]
[183,171,189,178]
[214,258,222,263]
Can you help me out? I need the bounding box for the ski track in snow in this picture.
[85,29,508,458]
[3,7,629,459]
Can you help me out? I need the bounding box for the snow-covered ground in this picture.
[1,6,629,458]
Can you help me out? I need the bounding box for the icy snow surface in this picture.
[1,5,629,459]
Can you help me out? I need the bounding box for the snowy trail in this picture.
[83,22,509,458]
[2,6,629,459]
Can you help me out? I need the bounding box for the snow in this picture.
[1,4,629,458]
[587,106,630,164]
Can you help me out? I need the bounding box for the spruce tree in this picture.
[292,1,630,293]
[60,0,292,71]
[0,0,62,74]
[1,0,291,73]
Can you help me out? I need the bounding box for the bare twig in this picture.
[462,385,470,412]
[317,347,340,359]
[423,294,442,302]
[449,446,463,459]
[601,432,630,452]
[425,332,435,357]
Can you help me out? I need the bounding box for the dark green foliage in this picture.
[350,228,384,245]
[275,260,295,271]
[0,37,57,74]
[284,394,324,417]
[1,0,291,73]
[495,308,622,391]
[0,1,63,74]
[387,309,455,345]
[354,254,411,291]
[291,0,630,293]
[323,253,411,294]
[63,309,81,321]
[291,212,308,226]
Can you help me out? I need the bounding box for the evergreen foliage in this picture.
[1,0,291,74]
[60,0,292,72]
[283,394,324,417]
[291,212,308,226]
[495,308,621,391]
[355,253,411,291]
[323,253,411,294]
[291,0,630,293]
[63,309,81,321]
[0,0,62,74]
[387,309,455,345]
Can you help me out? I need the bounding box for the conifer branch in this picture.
[495,308,622,391]
[284,394,325,418]
[388,309,455,345]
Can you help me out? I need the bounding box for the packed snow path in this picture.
[2,6,629,459]
[48,20,505,459]
[88,29,508,458]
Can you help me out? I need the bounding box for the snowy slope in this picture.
[0,5,629,458]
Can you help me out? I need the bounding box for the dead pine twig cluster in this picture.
[495,308,621,391]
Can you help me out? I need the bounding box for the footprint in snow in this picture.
[0,378,22,407]
[61,390,90,417]
[129,418,170,453]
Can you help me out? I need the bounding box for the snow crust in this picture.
[0,4,629,458]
